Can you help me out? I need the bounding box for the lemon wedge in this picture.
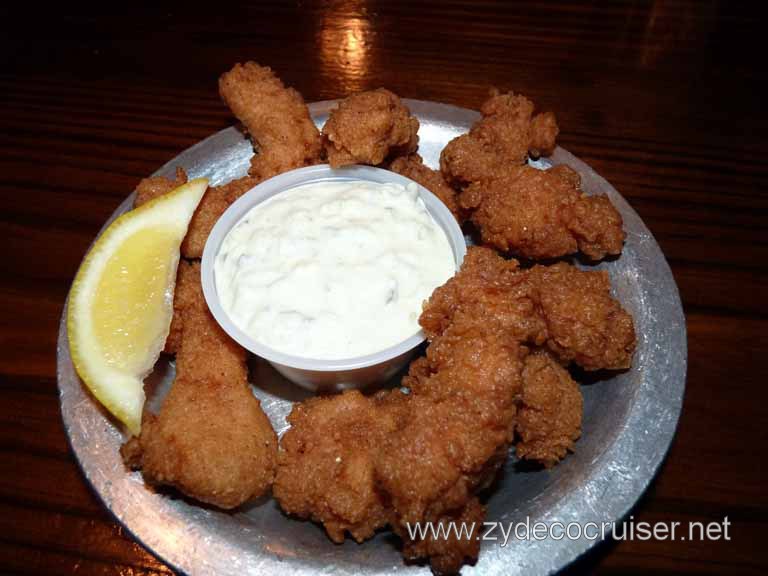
[67,178,208,434]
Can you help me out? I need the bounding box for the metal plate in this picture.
[57,100,687,576]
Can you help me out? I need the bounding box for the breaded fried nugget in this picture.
[274,389,407,542]
[322,89,419,167]
[419,246,547,344]
[460,164,625,260]
[375,397,477,528]
[440,89,558,187]
[379,325,522,525]
[389,154,462,221]
[411,322,523,422]
[374,324,523,573]
[219,62,322,181]
[516,350,583,467]
[421,247,635,371]
[127,375,276,509]
[532,262,636,371]
[122,262,277,509]
[133,167,188,207]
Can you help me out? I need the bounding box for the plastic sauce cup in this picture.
[201,164,466,392]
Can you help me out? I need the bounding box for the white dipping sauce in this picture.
[214,179,456,359]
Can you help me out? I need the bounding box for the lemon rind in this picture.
[67,178,208,434]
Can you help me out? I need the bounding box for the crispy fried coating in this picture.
[122,262,277,509]
[170,263,250,384]
[162,261,197,354]
[179,185,228,260]
[322,89,419,167]
[529,112,559,158]
[391,329,521,574]
[379,324,522,525]
[421,247,636,371]
[133,167,188,207]
[218,174,262,204]
[219,62,322,181]
[419,246,547,344]
[167,179,264,348]
[548,163,581,187]
[440,89,558,187]
[274,389,408,542]
[389,154,461,221]
[515,350,583,466]
[459,164,625,260]
[163,314,183,355]
[531,261,636,371]
[126,375,276,509]
[179,175,260,259]
[567,192,626,261]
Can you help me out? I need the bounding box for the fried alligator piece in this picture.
[219,61,322,181]
[418,246,547,344]
[122,262,278,509]
[515,350,583,466]
[322,89,419,167]
[439,91,624,262]
[459,164,625,260]
[274,389,408,542]
[378,325,523,575]
[133,167,188,207]
[440,89,558,187]
[421,247,636,371]
[389,153,462,221]
[531,261,636,371]
[379,326,522,524]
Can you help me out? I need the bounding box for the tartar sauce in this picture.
[214,179,456,359]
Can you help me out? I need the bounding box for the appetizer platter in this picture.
[57,63,686,576]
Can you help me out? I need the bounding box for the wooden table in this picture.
[1,1,764,574]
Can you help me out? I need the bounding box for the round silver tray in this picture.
[57,100,687,576]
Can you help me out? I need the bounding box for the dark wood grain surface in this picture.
[2,1,766,574]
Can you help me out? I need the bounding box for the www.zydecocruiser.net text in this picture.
[405,516,732,546]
